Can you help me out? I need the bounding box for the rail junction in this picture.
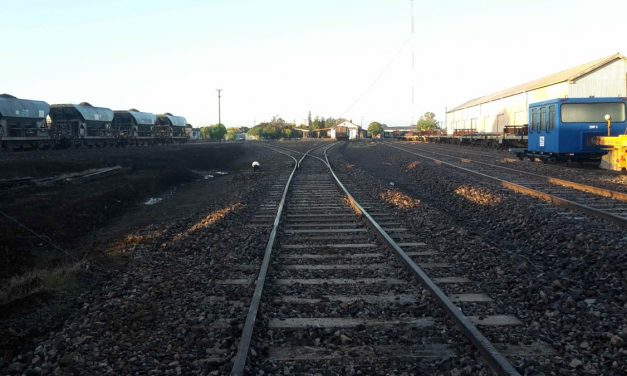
[3,141,624,375]
[227,143,553,375]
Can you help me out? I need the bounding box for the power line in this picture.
[339,33,413,119]
[0,209,79,262]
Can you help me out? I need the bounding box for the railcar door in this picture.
[535,105,558,154]
[71,120,80,139]
[528,107,542,152]
[544,104,557,152]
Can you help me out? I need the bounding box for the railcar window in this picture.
[548,105,556,131]
[561,103,626,123]
[531,108,539,131]
[540,108,546,131]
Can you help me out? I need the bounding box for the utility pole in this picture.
[216,89,222,125]
[410,0,415,107]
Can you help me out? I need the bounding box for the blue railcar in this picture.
[526,97,627,162]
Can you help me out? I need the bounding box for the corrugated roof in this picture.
[115,110,156,125]
[0,94,50,119]
[334,121,361,129]
[449,53,625,112]
[50,104,114,122]
[157,114,187,127]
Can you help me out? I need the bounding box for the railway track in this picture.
[228,143,543,375]
[401,141,624,174]
[421,142,523,161]
[384,142,627,229]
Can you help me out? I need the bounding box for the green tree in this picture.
[245,115,304,140]
[199,126,211,140]
[225,127,239,141]
[311,116,325,130]
[416,112,439,132]
[208,123,227,140]
[368,122,385,137]
[247,127,261,140]
[283,127,293,139]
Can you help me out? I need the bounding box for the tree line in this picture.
[247,116,303,139]
[198,111,441,140]
[199,124,227,140]
[367,112,441,137]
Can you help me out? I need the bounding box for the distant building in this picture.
[191,128,201,140]
[329,121,363,140]
[382,127,415,139]
[185,126,201,140]
[446,53,627,135]
[299,121,365,139]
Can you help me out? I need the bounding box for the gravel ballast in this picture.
[331,141,626,375]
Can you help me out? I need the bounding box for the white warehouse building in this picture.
[446,53,627,135]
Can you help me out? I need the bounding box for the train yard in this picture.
[1,141,626,375]
[383,142,627,228]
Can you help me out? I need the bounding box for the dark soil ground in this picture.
[0,142,291,367]
[0,143,255,279]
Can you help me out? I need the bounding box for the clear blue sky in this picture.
[1,0,625,127]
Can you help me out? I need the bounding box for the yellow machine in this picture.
[597,134,627,172]
[595,115,627,172]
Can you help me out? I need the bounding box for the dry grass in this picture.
[0,261,86,305]
[107,230,163,256]
[379,190,420,209]
[343,196,363,217]
[405,161,421,171]
[602,174,627,186]
[173,202,245,241]
[454,185,503,206]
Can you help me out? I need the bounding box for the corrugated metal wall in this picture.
[569,59,627,97]
[446,60,626,135]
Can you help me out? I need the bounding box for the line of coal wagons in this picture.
[0,94,193,150]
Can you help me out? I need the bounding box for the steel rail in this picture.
[383,142,627,229]
[230,144,325,376]
[321,143,521,376]
[392,141,627,202]
[407,141,515,160]
[265,142,331,168]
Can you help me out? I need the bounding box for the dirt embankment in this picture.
[0,144,252,280]
[0,142,291,365]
